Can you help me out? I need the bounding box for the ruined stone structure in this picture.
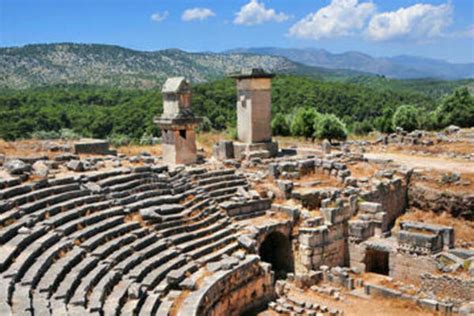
[0,76,473,316]
[214,69,278,161]
[155,77,201,165]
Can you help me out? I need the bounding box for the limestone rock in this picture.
[322,139,331,154]
[5,159,31,175]
[66,160,84,172]
[32,160,50,177]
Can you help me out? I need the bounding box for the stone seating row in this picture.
[0,167,248,315]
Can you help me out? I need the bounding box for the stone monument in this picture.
[229,68,278,159]
[155,77,201,165]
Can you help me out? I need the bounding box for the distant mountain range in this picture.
[226,47,474,80]
[1,43,472,90]
[0,43,368,89]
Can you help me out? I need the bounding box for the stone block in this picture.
[358,202,382,214]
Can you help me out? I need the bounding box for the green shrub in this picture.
[392,105,420,132]
[59,128,81,140]
[314,114,347,142]
[290,107,321,140]
[198,116,213,133]
[108,133,131,147]
[271,113,291,136]
[31,130,60,140]
[139,132,154,145]
[352,121,373,135]
[226,126,238,140]
[433,87,474,128]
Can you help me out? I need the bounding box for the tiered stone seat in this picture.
[0,166,252,315]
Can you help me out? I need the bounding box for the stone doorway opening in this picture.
[365,248,389,275]
[259,232,294,279]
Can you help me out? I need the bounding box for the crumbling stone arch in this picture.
[258,231,295,279]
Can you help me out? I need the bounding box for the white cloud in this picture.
[182,8,215,21]
[448,24,474,38]
[150,11,169,22]
[288,0,375,40]
[234,0,289,26]
[367,3,452,41]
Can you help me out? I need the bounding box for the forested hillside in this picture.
[0,43,366,89]
[1,75,472,143]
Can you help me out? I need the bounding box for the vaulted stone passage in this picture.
[259,232,294,279]
[365,248,389,275]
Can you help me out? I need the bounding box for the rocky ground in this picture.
[0,127,472,316]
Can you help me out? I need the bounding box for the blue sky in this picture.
[1,0,473,62]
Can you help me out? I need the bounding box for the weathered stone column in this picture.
[154,77,201,165]
[229,68,278,159]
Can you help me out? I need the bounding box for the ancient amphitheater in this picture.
[0,70,473,315]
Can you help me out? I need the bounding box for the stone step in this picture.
[7,183,81,212]
[38,247,86,295]
[170,218,228,245]
[196,174,242,187]
[43,200,113,228]
[113,240,168,274]
[97,172,152,188]
[160,211,223,239]
[4,232,61,285]
[10,285,31,315]
[84,169,129,183]
[53,255,99,302]
[0,189,91,227]
[138,293,161,316]
[188,234,237,260]
[140,254,187,289]
[193,169,236,180]
[21,240,74,287]
[0,177,22,191]
[55,207,124,236]
[195,241,240,266]
[88,269,123,312]
[101,278,134,316]
[201,179,247,193]
[177,226,234,254]
[80,222,141,252]
[31,292,50,316]
[69,262,110,307]
[129,249,180,282]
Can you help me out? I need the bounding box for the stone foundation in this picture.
[73,139,115,155]
[178,255,274,316]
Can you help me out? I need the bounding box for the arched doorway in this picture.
[259,232,294,279]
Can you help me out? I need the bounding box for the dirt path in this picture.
[365,152,474,174]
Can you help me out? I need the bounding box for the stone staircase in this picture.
[0,165,265,315]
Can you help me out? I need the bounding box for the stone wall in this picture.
[361,177,407,228]
[420,273,474,305]
[298,203,352,271]
[389,252,437,282]
[178,255,274,316]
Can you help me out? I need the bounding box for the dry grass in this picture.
[285,282,434,316]
[348,162,380,178]
[386,141,474,156]
[274,136,320,149]
[196,132,230,157]
[413,169,474,194]
[0,139,53,157]
[124,212,149,227]
[294,170,343,190]
[117,144,162,157]
[396,209,474,245]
